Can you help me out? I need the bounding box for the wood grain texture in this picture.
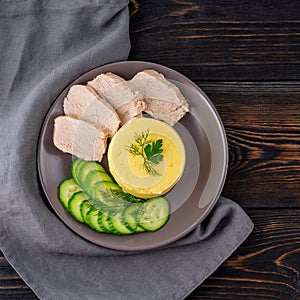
[129,0,300,81]
[199,82,300,208]
[0,255,38,299]
[1,209,299,299]
[186,209,300,300]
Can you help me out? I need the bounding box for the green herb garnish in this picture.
[125,129,164,176]
[111,189,143,203]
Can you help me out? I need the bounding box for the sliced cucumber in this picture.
[77,161,106,188]
[80,200,92,223]
[58,178,81,209]
[139,197,169,231]
[86,208,106,232]
[110,211,134,235]
[91,181,125,209]
[67,192,88,223]
[71,159,85,185]
[60,160,170,235]
[123,203,145,232]
[86,170,113,191]
[99,211,118,233]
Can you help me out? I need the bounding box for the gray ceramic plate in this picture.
[37,61,228,251]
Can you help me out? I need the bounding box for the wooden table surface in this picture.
[1,0,300,299]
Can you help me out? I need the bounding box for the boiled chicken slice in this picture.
[63,84,120,138]
[53,116,107,162]
[88,72,145,125]
[129,69,189,125]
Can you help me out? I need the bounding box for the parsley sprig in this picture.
[125,129,164,176]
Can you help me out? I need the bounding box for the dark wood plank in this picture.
[0,255,38,299]
[1,209,299,299]
[186,209,300,299]
[129,0,300,81]
[198,82,300,208]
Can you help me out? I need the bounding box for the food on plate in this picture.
[58,178,81,209]
[88,72,146,125]
[53,69,189,163]
[58,159,170,234]
[53,116,108,162]
[50,67,193,235]
[108,118,185,198]
[129,69,189,125]
[63,84,120,137]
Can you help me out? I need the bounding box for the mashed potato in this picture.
[108,118,185,198]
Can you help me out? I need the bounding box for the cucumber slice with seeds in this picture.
[100,211,118,233]
[67,192,88,223]
[77,161,106,188]
[86,170,113,191]
[96,211,110,232]
[86,208,106,232]
[91,181,125,209]
[139,197,169,231]
[58,178,81,209]
[110,211,133,235]
[80,200,92,223]
[71,159,85,185]
[123,203,145,232]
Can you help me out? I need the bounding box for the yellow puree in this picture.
[108,118,185,199]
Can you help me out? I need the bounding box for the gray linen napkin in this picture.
[0,1,254,299]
